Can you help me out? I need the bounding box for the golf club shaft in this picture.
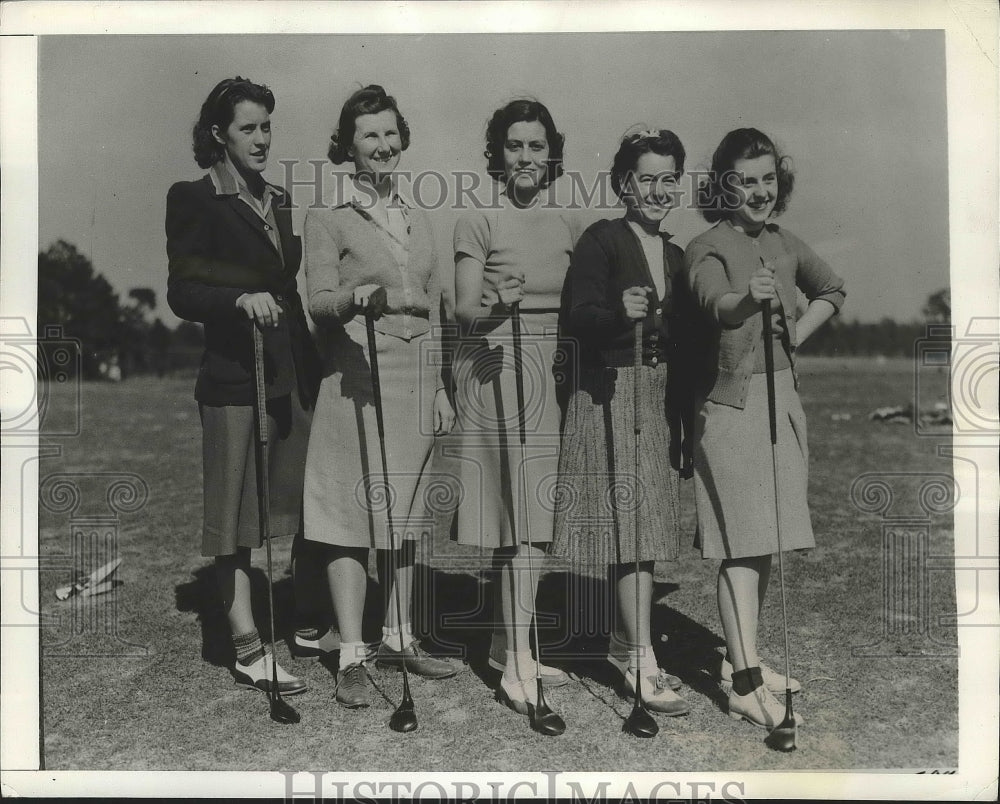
[510,303,542,683]
[632,320,644,703]
[761,300,793,691]
[252,326,283,703]
[365,313,415,705]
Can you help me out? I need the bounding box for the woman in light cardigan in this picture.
[302,85,457,709]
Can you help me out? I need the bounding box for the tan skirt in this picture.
[449,311,563,550]
[199,386,312,557]
[551,363,681,571]
[303,320,438,550]
[693,369,814,559]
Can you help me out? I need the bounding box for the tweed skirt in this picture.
[303,319,438,550]
[693,368,814,559]
[199,386,312,557]
[551,362,681,571]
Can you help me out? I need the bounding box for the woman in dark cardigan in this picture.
[166,77,321,696]
[553,129,695,717]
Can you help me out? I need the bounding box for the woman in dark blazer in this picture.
[166,77,321,696]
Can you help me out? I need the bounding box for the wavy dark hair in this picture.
[327,85,411,165]
[697,128,795,223]
[484,99,564,185]
[191,77,275,169]
[610,128,686,200]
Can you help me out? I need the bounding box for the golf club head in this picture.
[389,700,418,733]
[269,694,301,725]
[528,681,565,736]
[764,691,797,752]
[622,703,658,739]
[622,672,658,738]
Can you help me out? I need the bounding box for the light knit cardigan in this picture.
[304,201,441,342]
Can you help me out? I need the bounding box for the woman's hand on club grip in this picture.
[497,273,525,308]
[622,286,653,320]
[236,292,282,328]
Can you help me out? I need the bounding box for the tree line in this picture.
[37,239,951,380]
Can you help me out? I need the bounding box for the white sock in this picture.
[503,649,535,681]
[382,623,415,651]
[338,641,367,670]
[627,645,658,676]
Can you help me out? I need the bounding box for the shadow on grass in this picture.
[409,563,728,711]
[175,557,727,715]
[174,563,382,669]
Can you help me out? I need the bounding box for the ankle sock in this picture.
[233,630,264,666]
[503,649,534,681]
[382,622,415,651]
[339,641,367,670]
[626,644,658,676]
[732,666,764,696]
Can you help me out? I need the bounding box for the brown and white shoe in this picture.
[488,631,570,688]
[623,668,690,716]
[728,686,804,730]
[608,632,682,692]
[233,653,307,696]
[719,654,802,694]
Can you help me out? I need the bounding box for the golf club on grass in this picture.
[622,319,659,739]
[364,293,418,734]
[510,301,566,737]
[759,293,797,753]
[251,325,301,725]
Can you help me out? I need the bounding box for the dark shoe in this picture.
[488,630,570,688]
[233,654,307,696]
[335,663,370,709]
[292,627,342,658]
[376,640,458,679]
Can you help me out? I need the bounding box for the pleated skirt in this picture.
[551,362,681,571]
[693,368,815,559]
[199,386,312,557]
[450,311,563,549]
[303,319,438,550]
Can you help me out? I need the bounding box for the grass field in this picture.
[36,357,957,772]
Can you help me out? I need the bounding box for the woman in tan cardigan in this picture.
[302,85,457,708]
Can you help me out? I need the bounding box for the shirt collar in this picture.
[328,174,414,213]
[209,157,281,202]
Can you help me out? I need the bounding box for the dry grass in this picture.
[38,358,957,771]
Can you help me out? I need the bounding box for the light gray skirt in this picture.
[693,368,814,559]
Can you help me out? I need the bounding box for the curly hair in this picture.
[191,77,275,169]
[484,99,564,185]
[610,128,686,201]
[327,85,411,165]
[697,127,795,223]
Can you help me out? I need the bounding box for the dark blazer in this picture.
[559,216,698,473]
[165,174,320,407]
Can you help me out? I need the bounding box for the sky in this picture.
[37,30,949,324]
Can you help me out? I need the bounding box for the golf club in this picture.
[622,319,659,739]
[759,292,797,753]
[364,293,418,734]
[510,301,566,737]
[250,325,301,725]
